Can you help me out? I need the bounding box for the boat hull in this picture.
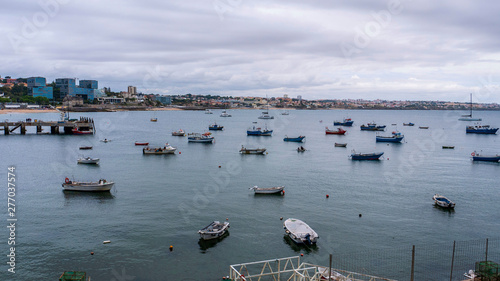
[283,136,305,142]
[198,221,230,240]
[62,182,114,192]
[247,130,273,136]
[466,128,498,134]
[334,143,347,147]
[240,148,266,154]
[77,158,99,164]
[283,218,318,244]
[251,186,284,194]
[376,136,404,142]
[188,138,214,143]
[472,156,500,162]
[351,152,384,160]
[334,121,353,126]
[433,194,455,208]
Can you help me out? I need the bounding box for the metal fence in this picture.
[331,238,500,281]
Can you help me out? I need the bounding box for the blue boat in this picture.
[376,132,404,143]
[208,123,224,130]
[471,151,500,162]
[403,122,414,126]
[466,125,498,134]
[283,135,305,142]
[333,118,354,126]
[247,126,273,136]
[350,151,384,160]
[360,123,386,131]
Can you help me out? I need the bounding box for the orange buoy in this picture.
[300,253,304,256]
[169,245,173,251]
[90,252,94,255]
[282,190,285,195]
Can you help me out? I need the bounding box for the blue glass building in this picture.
[27,77,53,99]
[55,78,99,100]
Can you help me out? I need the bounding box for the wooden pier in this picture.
[0,117,95,135]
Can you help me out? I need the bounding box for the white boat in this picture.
[220,110,232,117]
[283,218,319,244]
[62,178,114,192]
[143,144,177,154]
[172,129,186,136]
[281,110,289,115]
[433,194,455,208]
[198,221,230,240]
[188,132,215,143]
[258,111,274,119]
[205,109,213,114]
[240,146,266,154]
[250,186,284,194]
[77,156,100,164]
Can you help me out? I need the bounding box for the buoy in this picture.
[300,253,304,256]
[103,240,111,244]
[90,252,94,255]
[282,190,285,195]
[280,217,283,220]
[326,194,329,198]
[179,151,181,154]
[169,245,173,251]
[387,158,389,160]
[359,214,362,217]
[226,218,229,221]
[219,165,221,168]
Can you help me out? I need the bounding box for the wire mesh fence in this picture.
[330,238,500,281]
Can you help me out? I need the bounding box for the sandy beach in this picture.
[0,109,60,115]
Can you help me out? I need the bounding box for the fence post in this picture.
[411,245,415,281]
[486,238,489,262]
[329,254,332,281]
[450,240,456,281]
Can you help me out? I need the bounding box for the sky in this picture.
[2,0,500,103]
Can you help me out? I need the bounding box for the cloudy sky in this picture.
[2,0,500,102]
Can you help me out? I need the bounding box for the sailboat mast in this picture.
[469,93,473,116]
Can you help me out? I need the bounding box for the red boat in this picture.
[135,142,149,146]
[72,128,93,135]
[325,127,346,135]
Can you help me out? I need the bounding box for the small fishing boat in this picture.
[350,151,384,160]
[72,128,93,135]
[205,109,213,114]
[360,123,386,131]
[250,185,284,194]
[283,218,319,244]
[198,221,230,240]
[403,122,414,126]
[442,146,455,149]
[297,146,306,152]
[466,125,498,134]
[220,110,232,117]
[471,151,500,162]
[208,123,224,130]
[376,131,404,143]
[419,126,429,129]
[283,135,305,142]
[150,118,158,122]
[100,139,111,143]
[172,129,186,136]
[240,146,266,154]
[143,144,177,154]
[247,126,273,136]
[258,111,274,119]
[79,146,93,150]
[77,157,99,164]
[334,143,347,147]
[62,178,114,192]
[325,127,346,135]
[135,141,149,146]
[281,110,289,115]
[433,194,455,208]
[188,132,215,143]
[333,118,354,126]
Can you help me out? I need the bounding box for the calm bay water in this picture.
[1,109,499,280]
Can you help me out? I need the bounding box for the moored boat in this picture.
[360,123,386,131]
[209,123,224,130]
[466,125,498,134]
[325,127,346,135]
[172,129,186,136]
[419,126,429,129]
[250,185,284,194]
[442,146,455,149]
[79,146,93,150]
[240,146,266,154]
[205,109,213,114]
[258,111,274,119]
[333,118,353,126]
[77,157,99,164]
[376,131,404,143]
[143,144,177,154]
[188,132,215,143]
[135,141,149,146]
[458,93,482,121]
[471,151,500,162]
[350,151,384,160]
[283,218,318,244]
[150,118,158,122]
[403,122,414,126]
[198,221,230,240]
[281,110,289,115]
[220,110,232,117]
[433,194,455,208]
[72,128,93,135]
[247,126,273,136]
[297,146,306,152]
[334,143,347,147]
[283,135,305,142]
[62,178,114,192]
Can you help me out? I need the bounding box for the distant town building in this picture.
[55,78,100,100]
[297,95,302,101]
[128,86,137,96]
[154,95,171,105]
[63,95,84,107]
[27,77,53,99]
[97,96,125,104]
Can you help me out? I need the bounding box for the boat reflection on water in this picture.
[63,190,115,203]
[198,232,229,252]
[433,204,455,214]
[282,235,318,253]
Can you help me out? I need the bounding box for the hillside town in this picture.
[1,75,499,111]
